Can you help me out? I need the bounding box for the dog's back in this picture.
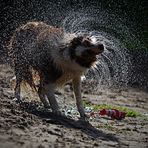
[9,22,63,66]
[8,22,65,88]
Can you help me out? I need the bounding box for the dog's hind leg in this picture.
[38,83,50,108]
[44,83,60,114]
[38,83,61,114]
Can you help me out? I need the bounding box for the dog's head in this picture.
[69,36,104,68]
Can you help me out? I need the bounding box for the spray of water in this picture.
[2,1,142,89]
[61,12,131,89]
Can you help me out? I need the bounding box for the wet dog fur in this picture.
[8,21,104,120]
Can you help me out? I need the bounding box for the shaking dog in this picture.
[8,21,104,120]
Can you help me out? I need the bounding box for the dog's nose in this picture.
[97,43,104,52]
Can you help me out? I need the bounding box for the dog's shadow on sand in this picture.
[20,101,119,142]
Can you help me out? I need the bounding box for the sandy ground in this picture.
[0,64,148,148]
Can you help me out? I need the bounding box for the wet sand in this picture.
[0,64,148,148]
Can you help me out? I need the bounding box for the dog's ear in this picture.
[82,39,91,47]
[71,36,83,46]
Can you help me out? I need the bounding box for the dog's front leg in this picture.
[72,77,87,121]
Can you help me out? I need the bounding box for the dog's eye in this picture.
[87,50,94,54]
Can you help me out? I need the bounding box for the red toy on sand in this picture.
[90,109,126,120]
[99,109,126,120]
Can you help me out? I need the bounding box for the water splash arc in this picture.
[62,13,131,88]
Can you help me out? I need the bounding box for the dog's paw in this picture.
[53,110,64,116]
[79,114,90,123]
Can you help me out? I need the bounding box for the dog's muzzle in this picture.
[90,43,104,55]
